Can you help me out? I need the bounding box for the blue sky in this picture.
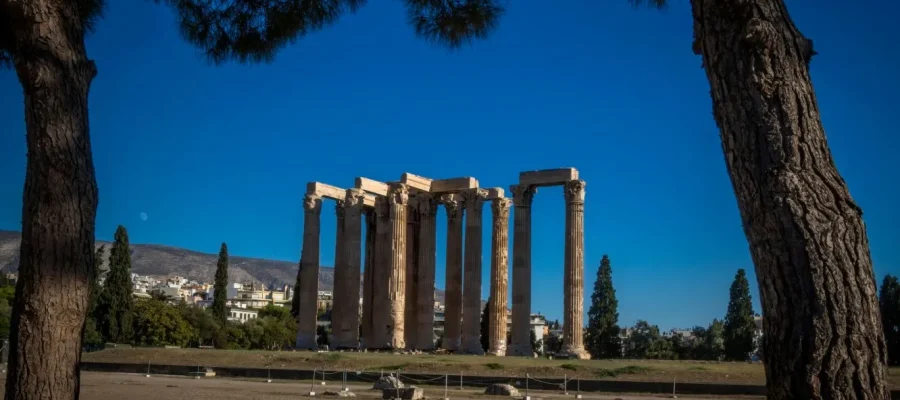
[1,1,898,330]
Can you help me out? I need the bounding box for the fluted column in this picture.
[404,195,420,348]
[441,194,465,352]
[507,184,536,356]
[371,196,392,348]
[333,189,364,349]
[387,183,409,349]
[361,208,377,349]
[296,194,322,349]
[488,198,511,356]
[461,189,487,354]
[561,180,590,359]
[415,194,438,350]
[329,199,348,347]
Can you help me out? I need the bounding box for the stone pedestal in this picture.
[461,189,487,354]
[488,198,511,356]
[333,189,364,349]
[361,209,376,349]
[415,194,438,350]
[296,194,322,349]
[559,180,590,360]
[387,183,409,349]
[507,185,536,356]
[441,194,465,352]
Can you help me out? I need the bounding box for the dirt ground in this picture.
[82,348,900,388]
[0,372,765,400]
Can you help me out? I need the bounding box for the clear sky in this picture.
[1,1,898,330]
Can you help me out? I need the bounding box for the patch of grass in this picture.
[593,369,617,378]
[559,364,578,371]
[316,353,343,362]
[614,365,653,375]
[484,363,505,370]
[378,363,411,371]
[687,366,709,371]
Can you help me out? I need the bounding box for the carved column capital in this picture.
[510,184,537,208]
[304,194,323,214]
[343,189,366,211]
[416,193,438,218]
[388,183,410,206]
[564,180,586,204]
[441,194,465,220]
[491,197,512,218]
[463,189,488,214]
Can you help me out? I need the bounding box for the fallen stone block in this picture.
[373,376,404,390]
[484,383,520,396]
[381,387,423,400]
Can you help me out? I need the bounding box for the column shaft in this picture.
[508,185,536,356]
[361,209,376,349]
[372,197,392,348]
[488,198,511,356]
[415,195,438,350]
[296,194,322,349]
[461,189,487,354]
[330,200,348,347]
[561,180,590,359]
[441,194,465,352]
[404,196,420,348]
[387,183,409,349]
[333,190,364,349]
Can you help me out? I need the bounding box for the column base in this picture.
[296,333,317,350]
[556,347,591,360]
[505,343,535,357]
[459,345,485,355]
[487,344,507,356]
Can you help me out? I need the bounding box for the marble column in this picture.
[461,189,487,354]
[507,184,536,356]
[333,189,364,349]
[296,193,322,349]
[415,194,438,350]
[488,197,511,356]
[561,180,590,359]
[404,195,420,348]
[361,209,376,349]
[387,183,409,349]
[329,199,348,347]
[441,194,465,352]
[371,196,392,348]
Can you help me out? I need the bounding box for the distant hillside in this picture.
[0,230,444,301]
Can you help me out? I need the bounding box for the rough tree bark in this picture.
[4,1,99,399]
[690,0,888,398]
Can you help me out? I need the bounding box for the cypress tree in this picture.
[98,226,134,343]
[586,255,622,358]
[480,298,490,352]
[89,245,105,315]
[212,243,229,324]
[723,269,756,361]
[879,275,900,365]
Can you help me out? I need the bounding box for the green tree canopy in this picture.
[586,255,622,358]
[723,269,755,361]
[132,299,194,347]
[212,242,229,324]
[96,226,134,344]
[624,320,660,358]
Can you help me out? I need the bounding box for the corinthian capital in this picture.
[388,183,410,206]
[564,180,586,204]
[343,188,366,211]
[491,197,512,219]
[463,189,488,214]
[441,193,464,220]
[510,185,537,208]
[303,194,322,213]
[416,193,438,218]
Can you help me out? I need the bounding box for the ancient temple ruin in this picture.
[294,168,590,359]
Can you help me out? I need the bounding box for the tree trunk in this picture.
[4,1,98,399]
[690,0,888,398]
